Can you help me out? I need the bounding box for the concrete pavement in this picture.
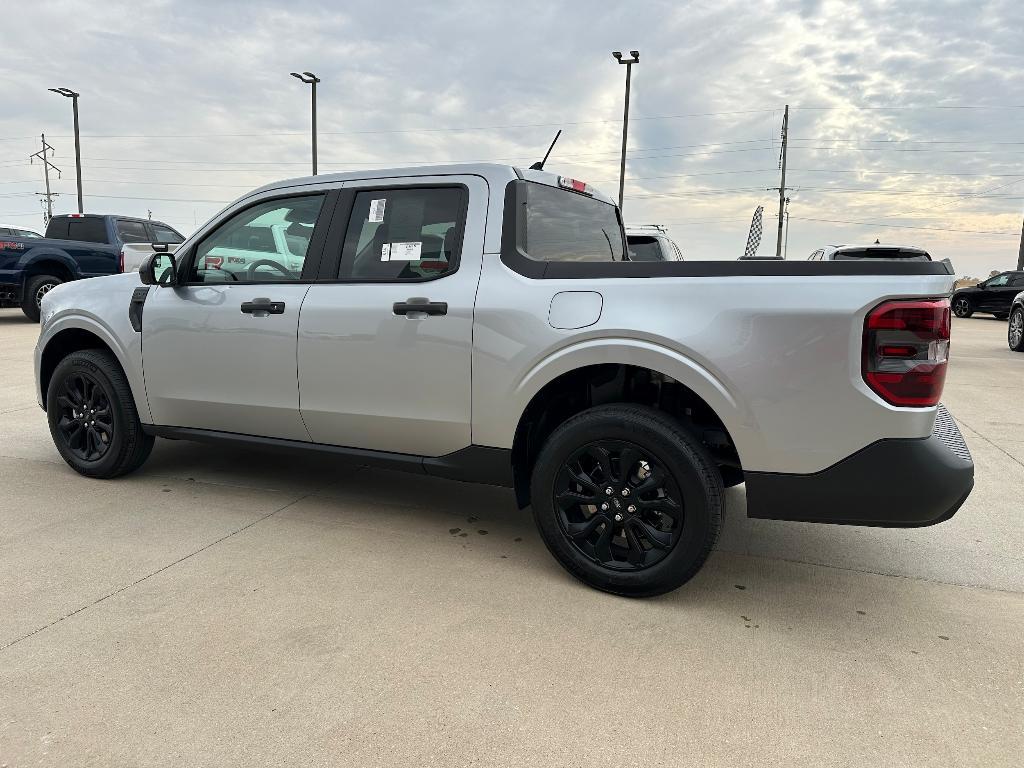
[0,309,1021,767]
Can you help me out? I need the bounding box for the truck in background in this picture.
[0,213,184,321]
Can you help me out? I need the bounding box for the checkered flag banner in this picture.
[743,206,764,258]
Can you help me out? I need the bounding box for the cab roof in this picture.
[253,163,619,207]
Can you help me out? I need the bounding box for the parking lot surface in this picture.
[0,308,1021,767]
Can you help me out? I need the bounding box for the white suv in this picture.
[625,225,683,261]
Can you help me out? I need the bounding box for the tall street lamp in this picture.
[612,50,639,211]
[290,71,321,175]
[49,87,83,213]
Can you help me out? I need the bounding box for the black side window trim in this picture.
[176,189,338,286]
[315,182,470,284]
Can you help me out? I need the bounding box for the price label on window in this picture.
[368,198,387,223]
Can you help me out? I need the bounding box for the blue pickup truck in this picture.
[0,213,184,320]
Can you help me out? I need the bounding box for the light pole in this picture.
[49,87,83,213]
[612,50,639,211]
[290,71,321,175]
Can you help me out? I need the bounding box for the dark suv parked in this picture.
[951,271,1024,319]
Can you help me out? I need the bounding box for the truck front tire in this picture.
[21,274,62,322]
[46,349,154,479]
[530,404,723,597]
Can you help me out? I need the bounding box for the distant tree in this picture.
[990,270,1001,277]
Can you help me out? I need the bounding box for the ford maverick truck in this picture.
[33,164,974,596]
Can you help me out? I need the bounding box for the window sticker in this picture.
[368,198,387,223]
[382,241,422,261]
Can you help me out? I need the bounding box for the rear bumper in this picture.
[744,405,973,527]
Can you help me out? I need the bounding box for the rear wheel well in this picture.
[511,364,742,507]
[40,329,116,408]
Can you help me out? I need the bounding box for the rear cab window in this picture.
[66,217,109,244]
[502,179,625,277]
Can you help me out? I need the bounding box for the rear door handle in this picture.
[240,298,285,315]
[393,298,447,316]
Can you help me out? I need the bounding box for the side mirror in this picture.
[139,251,178,286]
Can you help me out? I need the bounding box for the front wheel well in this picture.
[510,364,742,507]
[39,329,117,408]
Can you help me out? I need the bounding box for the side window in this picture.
[67,217,108,244]
[152,224,184,244]
[189,194,325,283]
[988,274,1010,287]
[338,187,465,281]
[116,220,150,244]
[0,228,10,236]
[1009,275,1024,288]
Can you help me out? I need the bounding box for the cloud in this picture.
[1,0,1022,274]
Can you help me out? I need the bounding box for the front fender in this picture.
[36,273,150,421]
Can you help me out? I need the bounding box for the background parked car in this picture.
[0,225,42,238]
[625,224,683,261]
[951,270,1024,319]
[808,244,932,261]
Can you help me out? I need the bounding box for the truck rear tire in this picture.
[530,404,723,597]
[21,274,62,322]
[46,349,154,478]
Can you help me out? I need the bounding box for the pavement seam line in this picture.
[948,411,1024,471]
[714,547,1024,595]
[0,492,312,654]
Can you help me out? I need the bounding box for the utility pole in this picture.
[29,134,61,224]
[290,72,321,175]
[612,50,639,211]
[49,88,83,213]
[775,104,789,259]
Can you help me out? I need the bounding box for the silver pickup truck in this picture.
[34,164,974,596]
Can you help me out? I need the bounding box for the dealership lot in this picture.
[0,309,1021,766]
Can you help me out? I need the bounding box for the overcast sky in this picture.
[2,0,1023,276]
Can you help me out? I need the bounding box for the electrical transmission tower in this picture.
[29,134,61,224]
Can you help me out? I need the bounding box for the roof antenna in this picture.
[530,130,562,170]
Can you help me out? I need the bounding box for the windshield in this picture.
[833,248,931,261]
[522,182,624,262]
[626,235,666,261]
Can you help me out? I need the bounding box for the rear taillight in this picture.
[118,249,125,273]
[862,298,950,407]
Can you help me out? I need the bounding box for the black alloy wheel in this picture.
[46,349,155,478]
[55,371,114,462]
[531,404,724,597]
[1009,307,1024,352]
[553,440,682,571]
[952,296,973,318]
